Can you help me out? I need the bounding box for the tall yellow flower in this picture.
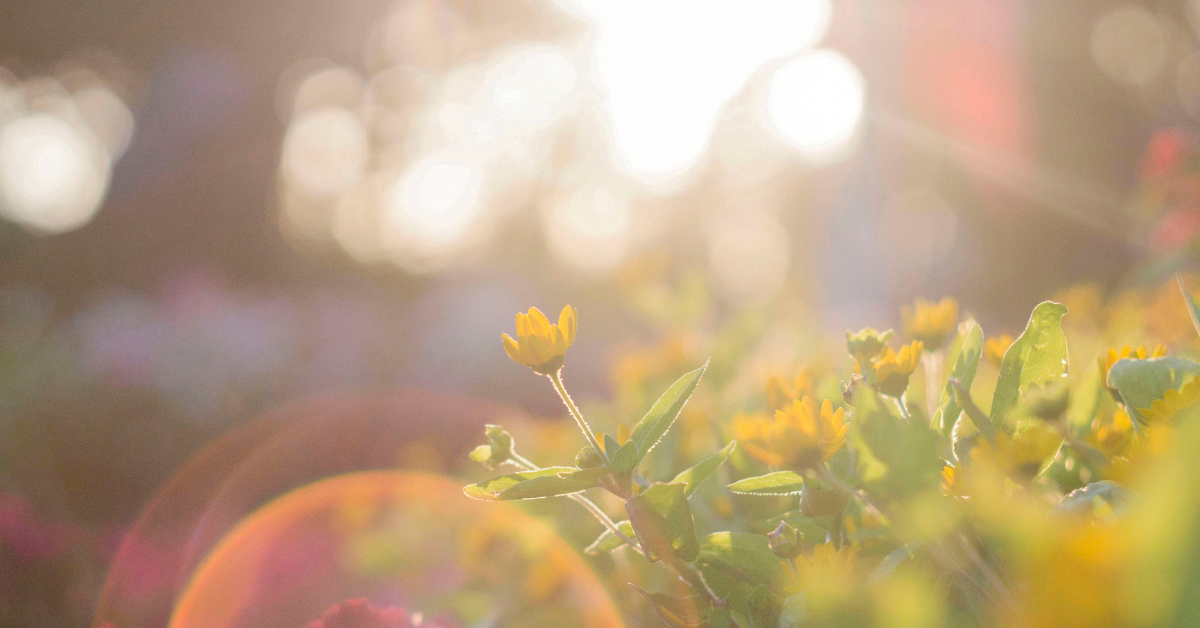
[873,341,923,397]
[1138,377,1200,424]
[984,334,1014,367]
[501,305,577,374]
[1098,344,1166,385]
[733,397,848,470]
[902,298,959,349]
[971,422,1062,483]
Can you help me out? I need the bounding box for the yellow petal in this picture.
[528,307,552,336]
[558,305,577,348]
[502,333,524,363]
[516,312,532,337]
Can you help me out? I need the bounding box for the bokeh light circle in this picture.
[168,471,625,628]
[1090,5,1168,87]
[282,107,370,199]
[0,112,111,233]
[384,154,485,271]
[766,49,866,162]
[543,186,632,275]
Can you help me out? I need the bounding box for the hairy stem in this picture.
[549,370,609,465]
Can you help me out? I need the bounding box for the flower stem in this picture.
[509,453,641,554]
[549,369,609,465]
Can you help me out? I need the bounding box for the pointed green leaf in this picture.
[933,321,982,436]
[866,544,915,585]
[697,532,786,589]
[1106,357,1200,423]
[610,440,640,475]
[629,361,709,462]
[990,301,1070,426]
[463,466,608,501]
[672,441,736,497]
[584,519,636,554]
[727,471,806,495]
[603,433,621,457]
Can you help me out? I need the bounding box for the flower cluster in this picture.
[469,278,1200,628]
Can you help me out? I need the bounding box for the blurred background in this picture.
[0,0,1198,626]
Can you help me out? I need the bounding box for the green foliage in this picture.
[727,471,806,496]
[990,301,1070,426]
[671,441,736,497]
[1107,356,1200,423]
[933,321,982,436]
[463,466,608,501]
[584,519,636,555]
[746,585,782,628]
[627,482,700,562]
[629,360,709,463]
[849,386,941,502]
[696,532,787,589]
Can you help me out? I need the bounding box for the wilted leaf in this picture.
[933,321,982,436]
[990,302,1070,426]
[629,361,709,464]
[1058,481,1131,517]
[672,441,736,497]
[1107,357,1200,423]
[727,471,806,495]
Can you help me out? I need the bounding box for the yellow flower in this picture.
[1138,377,1200,424]
[1097,344,1166,386]
[1089,408,1132,458]
[984,334,1014,367]
[972,422,1062,483]
[501,305,577,374]
[902,298,959,349]
[766,368,815,411]
[788,542,864,624]
[941,464,966,497]
[873,341,923,397]
[733,397,848,470]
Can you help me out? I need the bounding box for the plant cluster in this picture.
[465,278,1200,628]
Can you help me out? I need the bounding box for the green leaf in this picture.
[778,593,807,628]
[629,585,710,627]
[866,544,915,585]
[1179,274,1200,341]
[697,532,786,589]
[603,433,621,457]
[849,386,942,502]
[746,585,782,628]
[672,441,736,497]
[463,466,608,501]
[727,471,806,495]
[629,361,709,463]
[584,519,636,555]
[610,440,640,475]
[1058,481,1131,517]
[627,482,700,562]
[1067,360,1104,436]
[990,301,1070,426]
[1107,357,1200,423]
[933,321,982,436]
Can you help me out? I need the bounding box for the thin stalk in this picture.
[549,370,609,465]
[509,453,643,554]
[894,395,913,422]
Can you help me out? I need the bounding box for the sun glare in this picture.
[766,49,866,162]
